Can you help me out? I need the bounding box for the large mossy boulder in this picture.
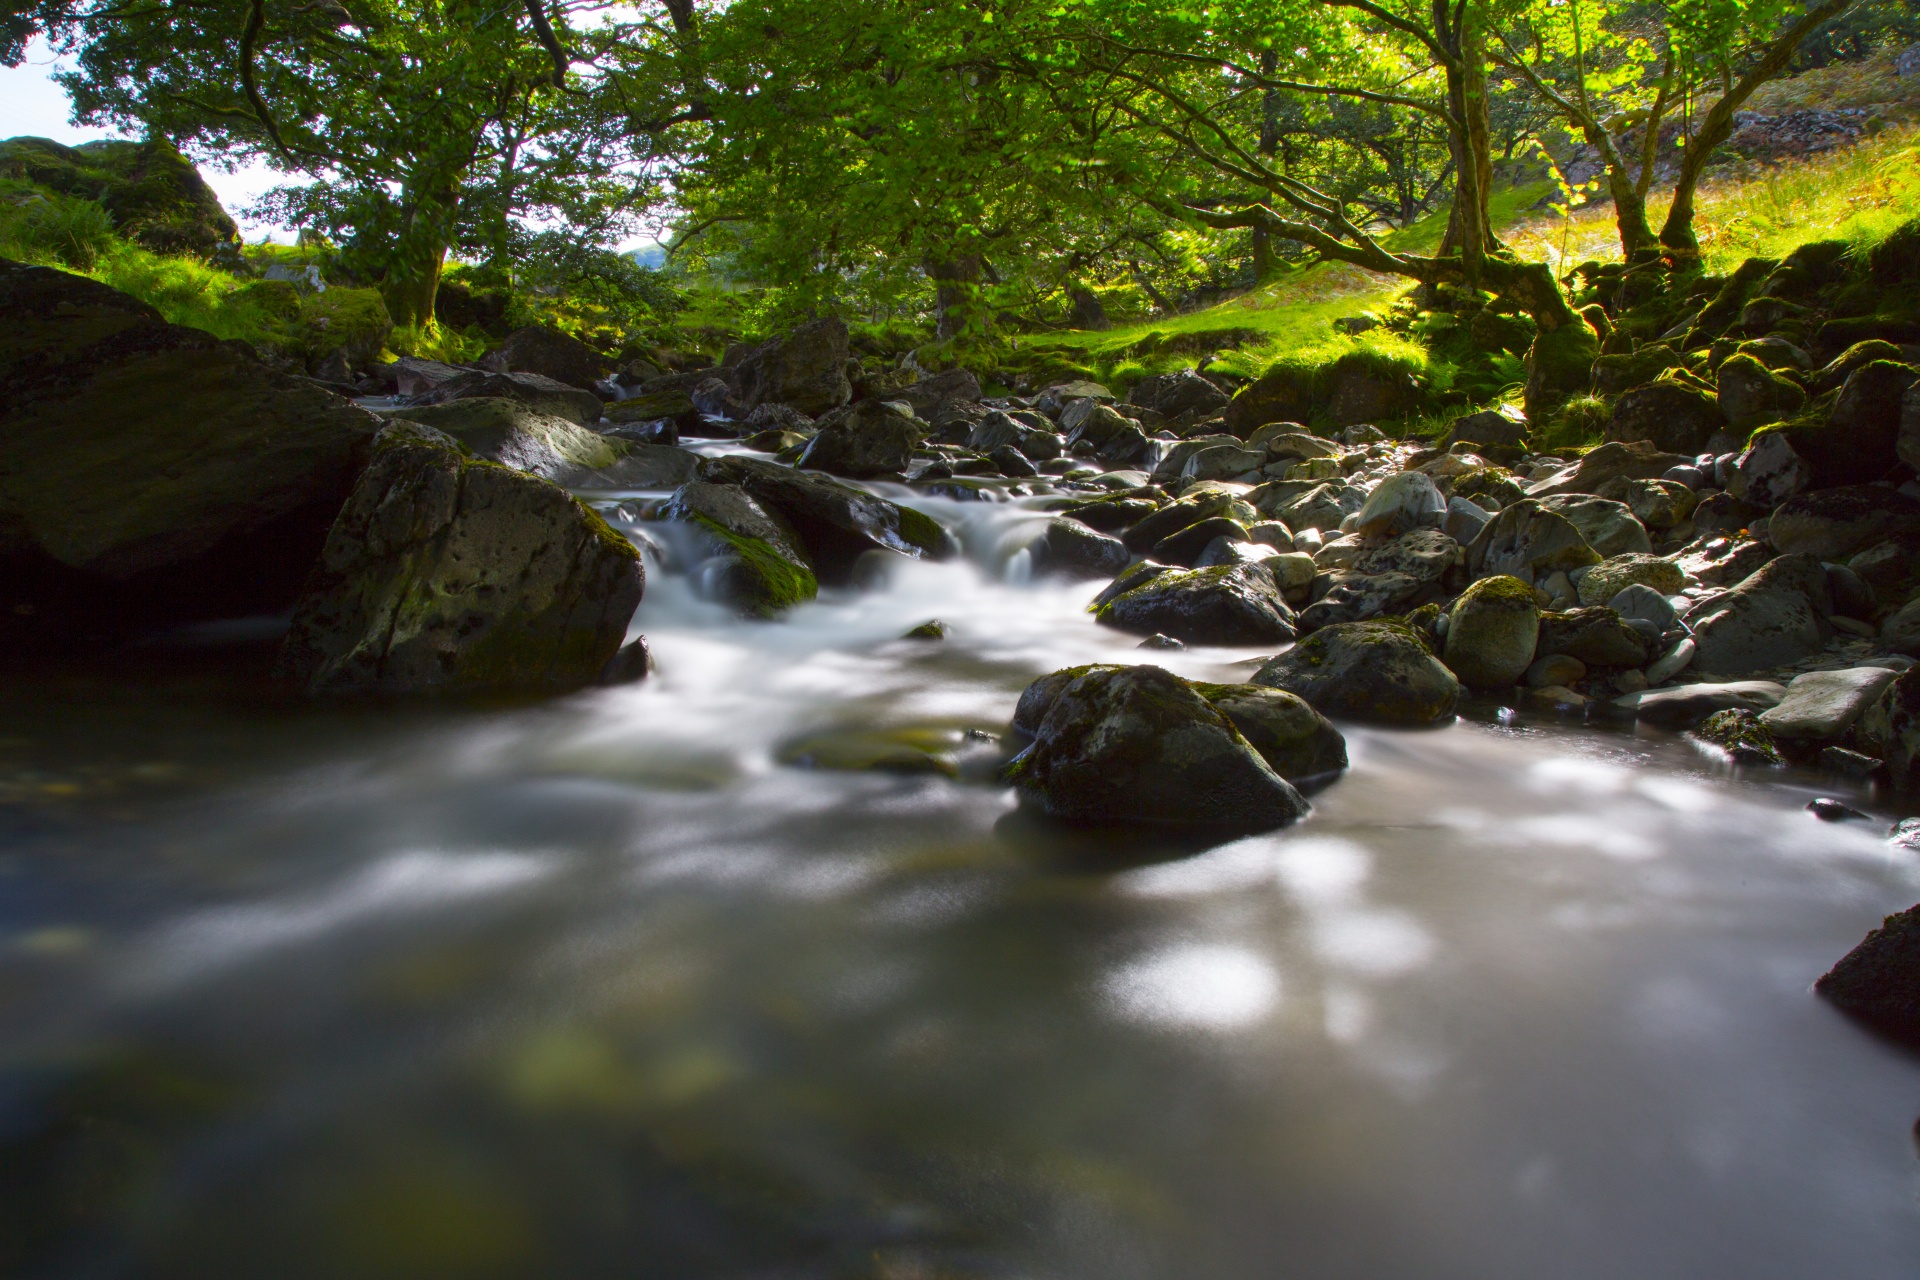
[298,287,392,367]
[660,480,818,617]
[1443,575,1540,689]
[1605,380,1724,454]
[1767,485,1920,560]
[1224,363,1316,435]
[277,422,644,695]
[1009,664,1309,832]
[1816,904,1920,1046]
[700,454,954,581]
[1715,352,1805,429]
[1252,619,1461,725]
[1576,552,1684,606]
[0,135,237,257]
[1523,320,1601,419]
[0,258,379,648]
[735,317,853,416]
[1096,563,1296,646]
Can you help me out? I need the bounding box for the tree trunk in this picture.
[1659,0,1853,263]
[383,182,459,329]
[928,254,983,340]
[1439,14,1498,284]
[1069,285,1110,330]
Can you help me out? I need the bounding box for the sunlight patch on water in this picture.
[1309,909,1436,977]
[1100,944,1281,1030]
[134,851,556,986]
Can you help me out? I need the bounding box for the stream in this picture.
[3,459,1919,1279]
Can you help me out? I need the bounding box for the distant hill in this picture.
[625,243,666,269]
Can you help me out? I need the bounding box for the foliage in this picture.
[0,189,116,268]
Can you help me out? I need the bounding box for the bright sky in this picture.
[2,37,306,241]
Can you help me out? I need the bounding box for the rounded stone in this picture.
[1443,575,1542,689]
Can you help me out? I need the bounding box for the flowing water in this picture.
[4,463,1920,1279]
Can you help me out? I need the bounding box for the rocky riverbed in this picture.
[6,244,1920,1274]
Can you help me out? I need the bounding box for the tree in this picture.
[32,0,662,326]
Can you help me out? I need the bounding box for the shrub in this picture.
[0,192,118,269]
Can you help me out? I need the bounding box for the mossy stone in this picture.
[1443,575,1540,689]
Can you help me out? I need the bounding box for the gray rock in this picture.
[394,398,697,488]
[1758,666,1900,740]
[1296,570,1426,631]
[277,422,644,695]
[1727,431,1809,508]
[1535,494,1653,556]
[1252,619,1461,725]
[1645,636,1697,683]
[1881,597,1920,656]
[700,455,955,580]
[481,324,609,390]
[388,356,465,397]
[1354,471,1445,537]
[1183,444,1268,483]
[1031,518,1130,579]
[734,318,853,415]
[1445,495,1494,543]
[1192,682,1348,782]
[1690,584,1827,677]
[1097,563,1296,646]
[1578,553,1685,606]
[1466,500,1602,581]
[1010,665,1308,831]
[404,369,603,425]
[1447,407,1529,450]
[795,399,924,478]
[1767,485,1920,560]
[1122,489,1254,553]
[968,411,1062,460]
[1616,679,1788,728]
[1608,583,1678,631]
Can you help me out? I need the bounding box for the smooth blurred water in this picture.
[3,476,1919,1279]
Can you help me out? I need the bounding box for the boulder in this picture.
[1191,683,1348,781]
[794,399,923,478]
[1690,557,1831,676]
[404,369,603,426]
[1691,492,1766,538]
[1726,430,1809,508]
[1797,359,1915,483]
[1767,486,1920,560]
[1326,362,1417,425]
[1523,321,1601,419]
[1880,597,1920,655]
[894,367,982,415]
[1266,482,1353,535]
[1900,377,1920,473]
[1097,563,1296,646]
[1030,518,1130,579]
[1576,553,1683,606]
[1607,381,1725,454]
[482,325,609,390]
[1865,667,1920,791]
[1617,679,1788,728]
[1122,489,1254,553]
[388,356,465,397]
[277,422,644,695]
[1816,904,1920,1045]
[1757,666,1900,740]
[1225,364,1315,434]
[1252,619,1461,725]
[1154,516,1252,567]
[1010,662,1125,736]
[1134,368,1230,418]
[735,318,853,415]
[1526,440,1691,498]
[1443,575,1540,689]
[660,480,818,617]
[699,455,954,580]
[1353,471,1445,537]
[1009,665,1308,831]
[1446,407,1529,450]
[0,259,380,645]
[1182,444,1268,484]
[968,411,1062,460]
[1538,607,1649,667]
[392,398,697,488]
[1466,500,1602,581]
[0,135,238,257]
[1690,707,1784,765]
[1715,353,1805,428]
[1608,477,1697,530]
[1534,494,1653,557]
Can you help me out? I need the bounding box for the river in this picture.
[2,461,1918,1278]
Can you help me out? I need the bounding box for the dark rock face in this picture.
[895,367,983,414]
[1097,564,1296,646]
[795,400,924,478]
[1526,440,1691,497]
[701,455,954,581]
[1447,408,1529,450]
[1010,665,1308,832]
[1767,485,1920,560]
[1131,369,1230,418]
[403,369,604,425]
[1606,381,1724,454]
[1031,518,1130,579]
[481,325,610,390]
[0,259,380,647]
[277,422,644,695]
[1715,353,1805,429]
[1537,607,1649,667]
[735,318,853,415]
[1225,365,1316,435]
[1252,620,1461,725]
[1816,904,1920,1046]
